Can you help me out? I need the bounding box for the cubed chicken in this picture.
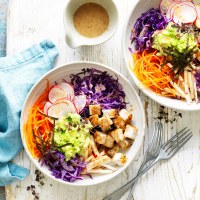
[119,109,132,123]
[104,135,114,148]
[89,104,101,116]
[110,128,125,143]
[118,139,133,150]
[124,125,138,140]
[112,153,128,166]
[89,114,99,127]
[107,145,119,157]
[94,131,107,145]
[102,109,118,118]
[98,115,113,132]
[113,116,126,130]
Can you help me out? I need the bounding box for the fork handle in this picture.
[126,159,153,200]
[103,158,159,200]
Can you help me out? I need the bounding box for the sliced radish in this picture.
[173,4,197,23]
[179,1,195,8]
[73,95,87,113]
[54,97,70,103]
[48,85,68,104]
[58,82,75,101]
[48,100,77,118]
[180,0,193,2]
[166,2,180,19]
[43,101,52,115]
[160,0,174,13]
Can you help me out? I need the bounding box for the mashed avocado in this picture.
[152,22,198,55]
[54,113,92,160]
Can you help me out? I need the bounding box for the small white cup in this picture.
[63,0,119,48]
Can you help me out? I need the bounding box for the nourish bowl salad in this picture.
[24,68,138,183]
[130,0,200,104]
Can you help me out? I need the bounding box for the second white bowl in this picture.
[122,0,200,111]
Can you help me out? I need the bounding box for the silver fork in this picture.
[103,127,192,200]
[127,121,163,200]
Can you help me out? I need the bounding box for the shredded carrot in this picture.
[131,50,176,97]
[24,80,54,158]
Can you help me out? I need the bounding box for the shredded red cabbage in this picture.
[131,8,168,52]
[42,151,86,182]
[70,68,126,117]
[195,73,200,91]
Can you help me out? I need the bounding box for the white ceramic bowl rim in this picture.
[20,61,145,186]
[122,1,200,111]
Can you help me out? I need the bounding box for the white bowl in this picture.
[122,0,200,111]
[63,0,119,48]
[21,61,145,186]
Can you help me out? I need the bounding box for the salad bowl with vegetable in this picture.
[21,62,145,186]
[123,0,200,110]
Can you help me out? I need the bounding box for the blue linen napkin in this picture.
[0,40,59,185]
[0,0,9,57]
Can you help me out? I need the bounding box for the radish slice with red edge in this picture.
[54,97,71,104]
[43,101,52,115]
[160,0,174,13]
[48,100,77,118]
[173,4,197,24]
[58,82,75,101]
[179,1,195,8]
[48,85,68,104]
[73,95,87,113]
[166,2,180,19]
[181,0,193,2]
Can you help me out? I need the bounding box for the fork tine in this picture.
[165,129,191,151]
[159,122,164,144]
[169,133,193,156]
[168,132,192,154]
[148,122,159,152]
[137,122,161,173]
[152,122,163,155]
[162,127,188,148]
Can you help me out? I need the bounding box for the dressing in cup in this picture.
[63,0,119,48]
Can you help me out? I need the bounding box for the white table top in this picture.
[5,0,200,199]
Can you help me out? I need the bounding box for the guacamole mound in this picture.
[54,113,92,161]
[152,22,198,55]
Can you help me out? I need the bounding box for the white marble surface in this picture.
[5,0,200,199]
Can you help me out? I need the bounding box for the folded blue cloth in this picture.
[0,40,59,185]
